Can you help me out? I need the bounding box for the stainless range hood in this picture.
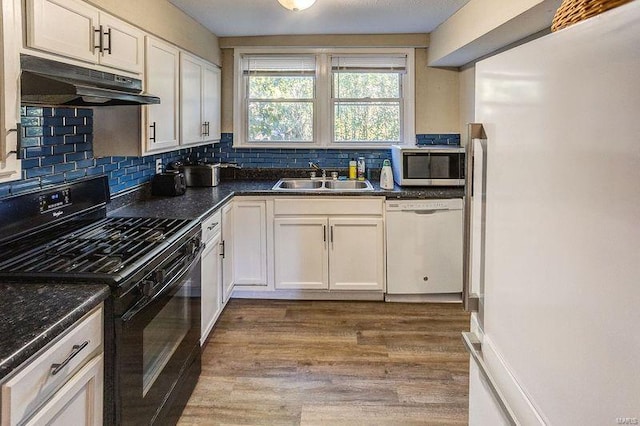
[20,55,160,106]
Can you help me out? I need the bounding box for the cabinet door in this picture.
[0,0,21,183]
[26,0,99,64]
[329,217,384,291]
[24,355,103,426]
[202,64,221,142]
[221,202,234,302]
[180,53,204,145]
[274,218,328,290]
[98,13,144,74]
[145,37,179,152]
[233,201,267,286]
[201,232,222,344]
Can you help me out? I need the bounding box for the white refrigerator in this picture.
[463,2,640,425]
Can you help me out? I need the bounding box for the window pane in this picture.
[333,73,400,99]
[249,102,313,142]
[334,102,400,142]
[249,76,314,99]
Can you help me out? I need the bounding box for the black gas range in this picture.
[0,176,202,425]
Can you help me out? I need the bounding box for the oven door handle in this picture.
[121,246,202,323]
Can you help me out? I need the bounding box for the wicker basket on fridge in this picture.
[551,0,633,31]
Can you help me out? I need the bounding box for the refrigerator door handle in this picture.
[463,123,486,312]
[462,332,518,425]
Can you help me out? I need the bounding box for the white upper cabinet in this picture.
[180,52,221,146]
[180,53,204,145]
[95,13,144,74]
[145,36,179,153]
[202,64,221,141]
[26,0,144,74]
[1,0,21,183]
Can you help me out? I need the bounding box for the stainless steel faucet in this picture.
[309,161,326,179]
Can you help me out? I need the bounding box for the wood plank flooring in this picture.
[179,299,470,425]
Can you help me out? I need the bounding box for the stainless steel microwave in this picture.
[391,145,465,186]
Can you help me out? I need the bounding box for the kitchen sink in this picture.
[324,180,371,190]
[272,178,374,191]
[276,180,324,189]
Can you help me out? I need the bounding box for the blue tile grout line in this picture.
[0,106,460,199]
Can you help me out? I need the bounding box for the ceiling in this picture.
[168,0,471,38]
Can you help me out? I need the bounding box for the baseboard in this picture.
[385,292,462,303]
[231,289,385,301]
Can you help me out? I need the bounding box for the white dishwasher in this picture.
[385,198,464,298]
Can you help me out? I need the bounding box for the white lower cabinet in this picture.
[274,217,328,290]
[221,201,235,303]
[233,200,268,287]
[24,355,103,426]
[1,305,104,426]
[273,198,385,292]
[328,217,384,291]
[200,211,222,344]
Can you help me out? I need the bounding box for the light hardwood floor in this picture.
[179,299,470,425]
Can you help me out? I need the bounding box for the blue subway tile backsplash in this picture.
[203,134,393,170]
[0,105,460,199]
[416,133,461,146]
[0,107,211,199]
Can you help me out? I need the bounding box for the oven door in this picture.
[116,254,201,425]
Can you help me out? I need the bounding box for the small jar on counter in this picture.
[357,157,366,181]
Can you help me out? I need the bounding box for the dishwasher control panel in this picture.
[385,199,463,212]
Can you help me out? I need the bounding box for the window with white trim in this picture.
[331,55,405,144]
[243,55,316,143]
[234,48,415,148]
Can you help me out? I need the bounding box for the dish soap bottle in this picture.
[349,158,357,180]
[380,159,394,189]
[357,157,366,181]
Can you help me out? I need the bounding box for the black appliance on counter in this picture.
[151,171,187,196]
[0,176,201,425]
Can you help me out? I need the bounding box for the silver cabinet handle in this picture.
[103,27,112,54]
[93,25,104,53]
[6,123,22,160]
[207,222,219,231]
[149,122,157,142]
[462,333,517,425]
[50,340,89,376]
[219,240,225,258]
[323,225,326,243]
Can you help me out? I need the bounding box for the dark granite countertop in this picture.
[110,179,464,221]
[0,283,110,382]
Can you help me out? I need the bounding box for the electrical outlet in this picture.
[155,159,162,174]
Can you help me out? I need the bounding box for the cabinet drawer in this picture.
[2,306,103,426]
[274,198,383,216]
[201,209,222,243]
